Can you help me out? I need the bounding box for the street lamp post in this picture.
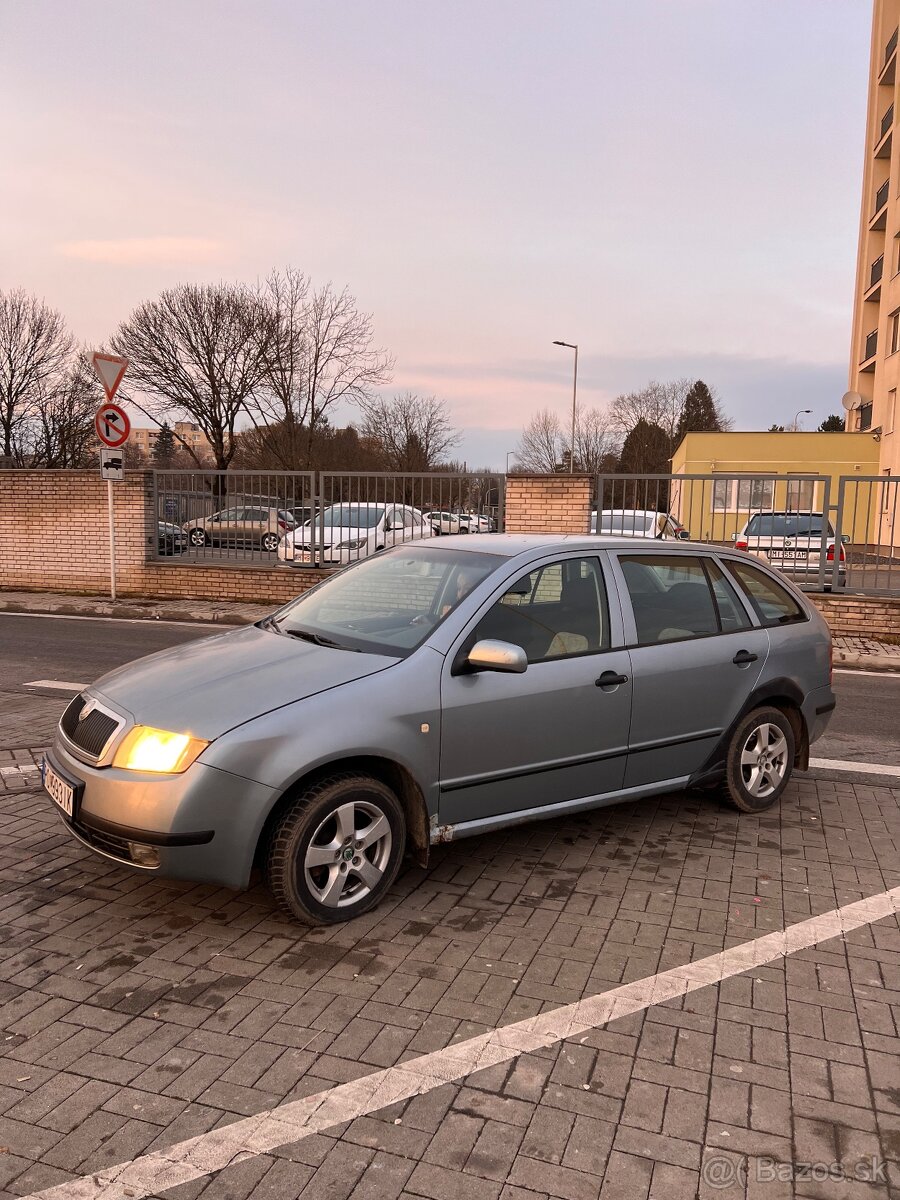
[794,409,812,430]
[506,450,516,474]
[553,340,578,472]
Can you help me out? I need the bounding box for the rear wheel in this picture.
[723,706,795,813]
[188,528,208,547]
[261,532,280,552]
[266,774,406,924]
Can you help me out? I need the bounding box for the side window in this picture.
[705,560,752,632]
[474,557,609,663]
[724,560,806,626]
[620,555,719,644]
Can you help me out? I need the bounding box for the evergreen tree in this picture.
[817,414,845,432]
[152,421,176,467]
[618,419,671,475]
[675,379,721,443]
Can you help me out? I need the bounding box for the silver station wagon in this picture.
[43,536,835,924]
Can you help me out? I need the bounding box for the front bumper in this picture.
[45,738,279,891]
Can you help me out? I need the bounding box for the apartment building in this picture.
[128,421,212,462]
[849,0,900,478]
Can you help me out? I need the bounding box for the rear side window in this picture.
[724,560,806,626]
[620,556,719,644]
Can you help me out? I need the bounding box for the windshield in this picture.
[267,546,506,655]
[599,513,655,534]
[312,505,386,530]
[745,514,834,538]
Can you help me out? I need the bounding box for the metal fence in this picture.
[150,469,504,567]
[595,472,900,596]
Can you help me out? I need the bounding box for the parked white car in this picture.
[278,503,433,566]
[424,511,465,535]
[590,509,689,539]
[458,513,497,533]
[734,512,847,589]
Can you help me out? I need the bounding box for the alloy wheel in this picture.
[740,722,789,798]
[302,800,393,908]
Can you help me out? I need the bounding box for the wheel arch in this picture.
[254,755,430,872]
[688,677,810,787]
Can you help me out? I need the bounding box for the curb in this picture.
[0,599,261,627]
[833,650,900,673]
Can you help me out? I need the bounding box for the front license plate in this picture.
[42,759,75,818]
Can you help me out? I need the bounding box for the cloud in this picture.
[57,237,224,265]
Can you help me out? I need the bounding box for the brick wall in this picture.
[808,593,900,639]
[505,474,592,534]
[0,470,323,605]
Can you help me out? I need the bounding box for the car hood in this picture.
[90,624,396,740]
[291,525,374,546]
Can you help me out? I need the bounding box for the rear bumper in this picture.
[802,684,836,746]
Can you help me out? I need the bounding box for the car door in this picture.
[439,554,632,827]
[609,551,769,789]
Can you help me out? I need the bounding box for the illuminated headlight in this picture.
[113,727,208,774]
[337,538,367,549]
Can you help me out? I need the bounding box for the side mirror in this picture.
[467,639,528,674]
[841,534,851,544]
[677,529,690,540]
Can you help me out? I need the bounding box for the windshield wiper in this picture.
[283,628,360,651]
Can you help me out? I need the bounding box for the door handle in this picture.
[732,649,758,666]
[596,671,629,688]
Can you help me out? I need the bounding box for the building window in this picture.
[859,402,873,431]
[785,479,817,511]
[891,310,900,355]
[894,235,900,276]
[711,478,774,512]
[889,389,897,434]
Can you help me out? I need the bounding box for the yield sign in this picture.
[95,403,130,449]
[91,352,129,402]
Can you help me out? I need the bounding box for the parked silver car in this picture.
[734,511,847,589]
[43,536,834,924]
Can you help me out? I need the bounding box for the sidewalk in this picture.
[1,588,899,671]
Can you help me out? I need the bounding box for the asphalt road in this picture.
[0,612,897,771]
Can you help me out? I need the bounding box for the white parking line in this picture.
[24,680,85,692]
[808,757,900,778]
[833,667,900,678]
[27,884,900,1200]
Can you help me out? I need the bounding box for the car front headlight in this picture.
[113,727,208,774]
[337,538,367,549]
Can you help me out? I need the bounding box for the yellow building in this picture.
[128,421,212,463]
[670,432,880,543]
[849,0,900,485]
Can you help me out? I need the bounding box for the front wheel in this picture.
[266,775,406,924]
[261,532,280,552]
[188,528,208,547]
[723,706,795,813]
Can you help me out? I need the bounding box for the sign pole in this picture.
[108,479,117,600]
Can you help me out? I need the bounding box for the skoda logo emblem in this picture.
[342,847,354,861]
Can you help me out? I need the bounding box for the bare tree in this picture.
[247,271,393,468]
[358,392,460,471]
[26,350,102,467]
[610,379,691,451]
[111,283,276,471]
[574,406,620,475]
[0,289,74,460]
[514,409,564,472]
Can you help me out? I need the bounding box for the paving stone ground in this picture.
[0,710,899,1198]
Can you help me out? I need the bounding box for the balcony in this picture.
[876,104,894,157]
[866,253,885,302]
[871,180,890,229]
[881,27,898,85]
[861,328,878,370]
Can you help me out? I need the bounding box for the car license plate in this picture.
[769,551,806,561]
[42,759,75,818]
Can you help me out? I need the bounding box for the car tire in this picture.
[266,774,406,924]
[261,532,280,552]
[723,706,795,813]
[188,528,208,547]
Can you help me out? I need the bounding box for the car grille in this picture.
[60,694,120,759]
[68,814,132,862]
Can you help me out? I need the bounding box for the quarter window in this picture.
[724,560,806,626]
[619,555,719,644]
[473,557,609,662]
[705,560,752,632]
